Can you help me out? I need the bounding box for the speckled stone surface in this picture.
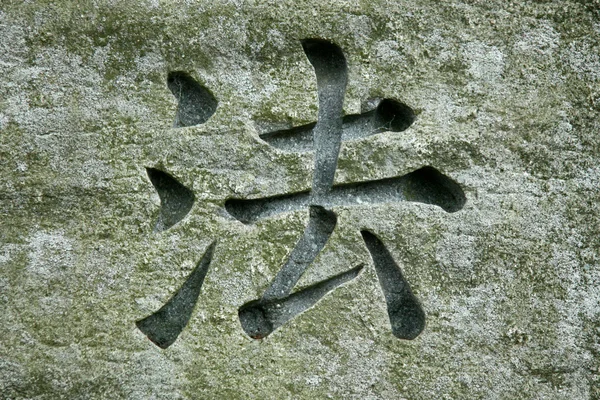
[1,1,599,398]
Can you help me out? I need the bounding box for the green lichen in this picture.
[1,0,599,398]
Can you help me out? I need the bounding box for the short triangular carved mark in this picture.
[167,71,217,128]
[224,166,466,224]
[361,231,425,340]
[136,242,215,349]
[146,168,195,232]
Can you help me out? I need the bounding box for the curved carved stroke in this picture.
[136,242,215,348]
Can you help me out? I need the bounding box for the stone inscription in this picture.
[136,39,466,348]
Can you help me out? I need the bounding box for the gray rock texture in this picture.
[1,0,599,398]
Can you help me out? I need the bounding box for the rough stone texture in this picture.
[1,1,599,399]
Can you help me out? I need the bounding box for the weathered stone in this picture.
[1,1,599,398]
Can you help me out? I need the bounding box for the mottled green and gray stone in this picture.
[1,0,599,399]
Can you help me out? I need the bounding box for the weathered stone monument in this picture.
[1,1,599,398]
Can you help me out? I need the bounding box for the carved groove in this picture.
[302,39,348,200]
[361,231,425,340]
[135,36,468,345]
[225,166,466,224]
[239,264,363,339]
[260,98,415,152]
[167,71,217,128]
[230,38,465,341]
[147,168,195,232]
[136,242,215,349]
[238,206,360,339]
[262,206,337,300]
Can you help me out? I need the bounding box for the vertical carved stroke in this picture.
[236,40,366,340]
[237,40,360,340]
[302,39,348,200]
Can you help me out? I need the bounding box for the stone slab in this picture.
[1,1,599,398]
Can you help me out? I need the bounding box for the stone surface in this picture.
[1,1,599,398]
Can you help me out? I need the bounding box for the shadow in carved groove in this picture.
[230,38,465,340]
[260,98,415,152]
[302,38,348,199]
[146,168,195,232]
[138,38,465,344]
[361,231,425,340]
[225,166,466,224]
[238,206,363,339]
[167,71,217,128]
[136,242,215,349]
[263,206,337,300]
[239,264,363,339]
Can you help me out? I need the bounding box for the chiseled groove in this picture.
[167,71,217,128]
[262,206,337,301]
[136,242,216,349]
[259,122,316,153]
[146,168,195,232]
[302,39,348,200]
[361,231,425,340]
[259,98,416,152]
[239,264,363,339]
[224,166,466,224]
